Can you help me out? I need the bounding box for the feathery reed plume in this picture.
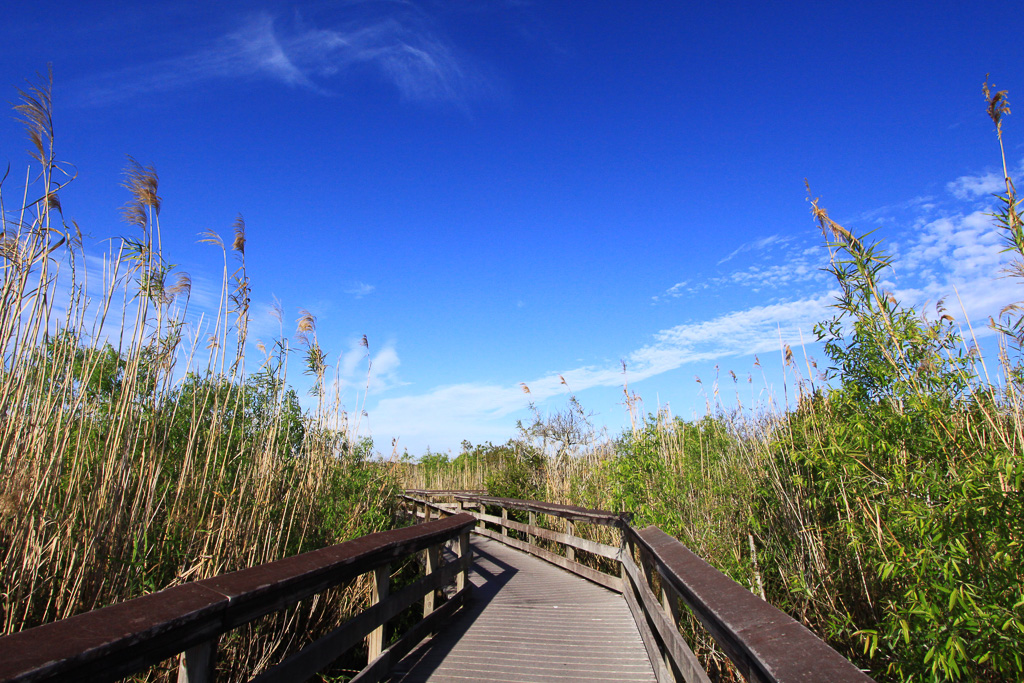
[0,72,396,680]
[232,214,246,255]
[198,229,223,248]
[270,296,284,324]
[13,66,53,165]
[296,308,316,336]
[166,271,191,301]
[121,156,161,215]
[806,181,861,253]
[984,74,1011,187]
[985,76,1011,127]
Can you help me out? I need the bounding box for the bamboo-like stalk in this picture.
[0,72,400,679]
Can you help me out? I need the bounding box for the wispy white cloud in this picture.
[656,240,827,301]
[900,210,1003,279]
[345,281,376,298]
[248,298,287,344]
[368,382,527,450]
[853,195,935,224]
[365,344,405,393]
[889,207,1017,329]
[947,171,1004,200]
[74,8,480,106]
[371,165,1024,452]
[711,256,827,291]
[339,338,405,394]
[717,234,791,265]
[369,293,832,447]
[651,280,687,302]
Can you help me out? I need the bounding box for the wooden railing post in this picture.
[177,638,218,683]
[660,581,680,623]
[618,532,626,581]
[639,549,658,595]
[660,579,683,677]
[528,511,536,545]
[424,545,440,617]
[367,563,390,661]
[456,529,471,593]
[501,507,508,537]
[565,520,576,562]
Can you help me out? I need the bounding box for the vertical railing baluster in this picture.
[528,510,536,545]
[424,544,440,617]
[660,577,682,676]
[565,520,576,562]
[177,638,218,683]
[367,564,390,661]
[501,507,508,537]
[456,529,471,593]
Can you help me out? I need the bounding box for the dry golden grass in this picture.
[0,71,400,678]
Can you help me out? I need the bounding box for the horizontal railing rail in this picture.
[403,488,486,497]
[404,490,874,683]
[399,493,625,592]
[0,514,475,683]
[626,526,873,683]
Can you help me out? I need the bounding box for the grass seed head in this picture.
[14,67,53,164]
[232,214,246,255]
[199,230,223,248]
[297,309,316,334]
[167,272,191,300]
[121,156,161,215]
[984,74,1010,131]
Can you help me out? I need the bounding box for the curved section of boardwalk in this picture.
[391,536,657,683]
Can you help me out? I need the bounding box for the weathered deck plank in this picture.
[391,537,656,683]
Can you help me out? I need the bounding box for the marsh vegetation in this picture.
[1,70,1021,682]
[405,79,1024,682]
[0,71,401,679]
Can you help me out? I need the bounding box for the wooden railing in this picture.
[0,514,475,683]
[402,491,627,592]
[402,490,874,683]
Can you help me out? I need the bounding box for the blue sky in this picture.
[3,1,1024,455]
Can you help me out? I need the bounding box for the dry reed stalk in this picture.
[0,72,400,679]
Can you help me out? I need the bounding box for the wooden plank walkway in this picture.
[390,536,657,683]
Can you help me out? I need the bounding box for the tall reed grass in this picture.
[0,70,401,679]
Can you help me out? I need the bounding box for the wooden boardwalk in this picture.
[391,536,657,683]
[0,496,875,683]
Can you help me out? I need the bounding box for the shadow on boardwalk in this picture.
[391,537,656,683]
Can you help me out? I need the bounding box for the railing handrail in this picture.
[404,490,873,683]
[453,493,630,526]
[403,490,626,525]
[404,488,487,496]
[627,525,872,683]
[0,513,476,683]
